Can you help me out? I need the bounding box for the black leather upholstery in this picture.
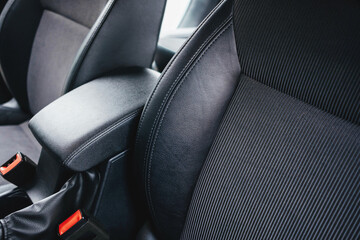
[30,68,160,172]
[156,0,221,72]
[134,0,360,239]
[1,0,358,238]
[134,1,240,238]
[64,0,167,94]
[0,0,166,115]
[0,0,166,182]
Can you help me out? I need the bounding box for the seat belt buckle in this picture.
[0,152,37,187]
[59,210,109,240]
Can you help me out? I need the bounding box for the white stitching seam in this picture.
[135,0,229,148]
[64,109,141,167]
[141,14,234,193]
[145,19,233,228]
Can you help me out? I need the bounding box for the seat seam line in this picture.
[64,108,141,166]
[142,15,233,217]
[141,14,233,210]
[145,20,233,230]
[241,72,360,127]
[135,0,231,147]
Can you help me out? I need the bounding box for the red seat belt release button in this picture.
[0,153,22,175]
[58,210,109,240]
[59,210,83,236]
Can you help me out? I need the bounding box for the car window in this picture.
[160,0,191,37]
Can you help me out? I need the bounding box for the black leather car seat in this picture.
[134,0,360,239]
[0,0,166,167]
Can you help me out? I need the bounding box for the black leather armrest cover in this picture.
[29,68,159,172]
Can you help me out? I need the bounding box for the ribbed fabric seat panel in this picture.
[182,75,360,239]
[233,0,360,124]
[135,0,360,238]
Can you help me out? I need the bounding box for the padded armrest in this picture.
[29,68,159,172]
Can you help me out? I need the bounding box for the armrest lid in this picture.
[29,68,159,171]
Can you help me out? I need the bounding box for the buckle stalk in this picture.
[59,210,109,240]
[0,152,36,187]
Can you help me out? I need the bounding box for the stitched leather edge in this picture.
[135,0,229,148]
[144,18,233,232]
[141,14,233,185]
[64,108,141,167]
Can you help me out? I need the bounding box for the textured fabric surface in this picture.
[181,75,360,239]
[27,10,89,114]
[0,122,41,161]
[233,0,360,124]
[0,122,41,186]
[40,0,107,28]
[0,0,43,112]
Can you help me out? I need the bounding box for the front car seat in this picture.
[0,0,166,164]
[134,0,360,238]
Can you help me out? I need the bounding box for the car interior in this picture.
[0,0,359,239]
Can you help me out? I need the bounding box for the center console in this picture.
[0,67,160,240]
